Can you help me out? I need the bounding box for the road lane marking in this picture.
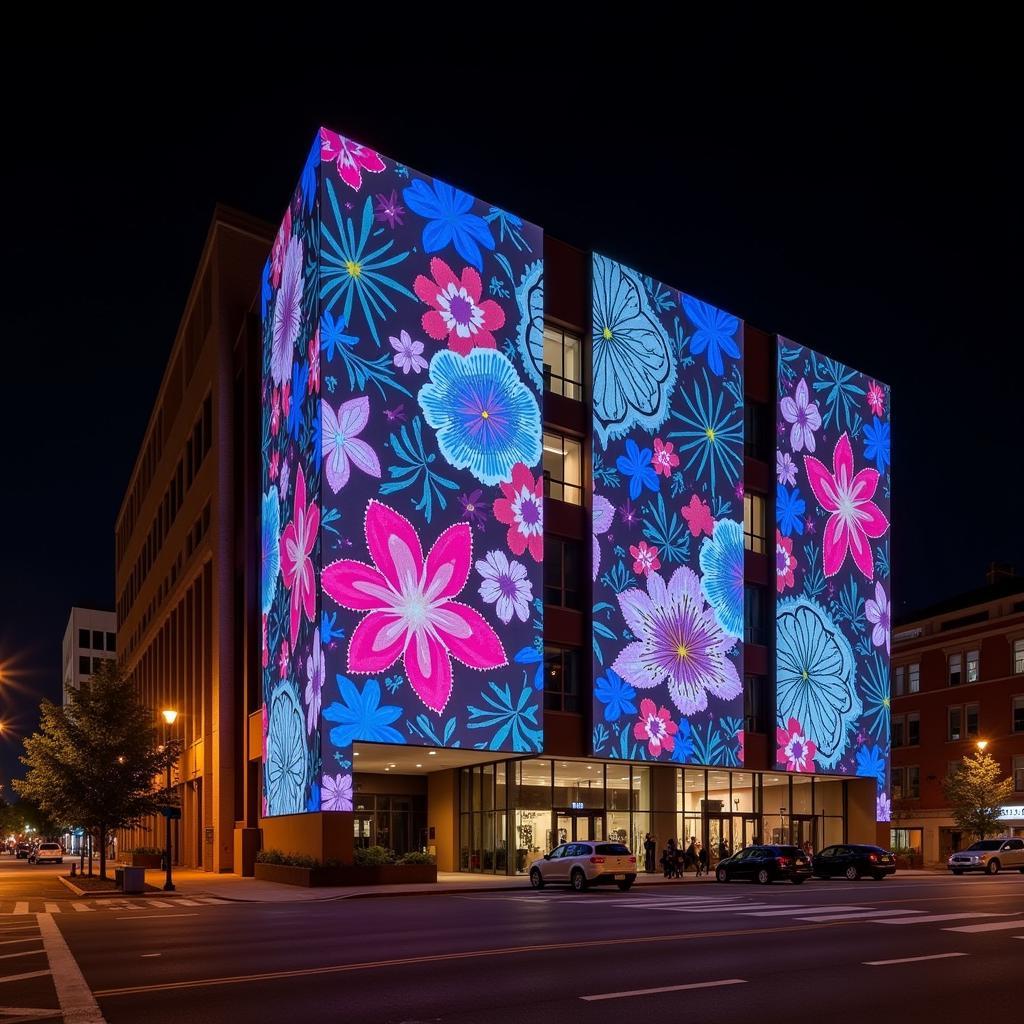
[864,952,967,966]
[72,903,93,912]
[0,947,46,960]
[140,953,162,958]
[175,900,200,906]
[37,913,106,1023]
[13,903,28,916]
[115,913,199,921]
[799,909,927,922]
[581,978,746,1001]
[0,970,52,985]
[43,904,60,915]
[745,906,868,916]
[0,1008,64,1019]
[944,919,1024,933]
[0,937,45,946]
[878,913,1014,925]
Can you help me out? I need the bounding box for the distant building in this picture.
[891,566,1024,865]
[61,607,116,705]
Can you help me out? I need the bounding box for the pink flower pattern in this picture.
[651,437,679,478]
[320,129,386,191]
[776,529,796,593]
[491,462,544,562]
[633,698,679,758]
[867,380,885,417]
[279,466,319,650]
[776,717,817,772]
[413,258,505,355]
[630,541,661,577]
[681,494,715,538]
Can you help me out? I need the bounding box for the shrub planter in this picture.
[254,862,437,887]
[131,854,162,868]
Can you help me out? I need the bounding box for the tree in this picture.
[943,750,1014,840]
[14,660,179,879]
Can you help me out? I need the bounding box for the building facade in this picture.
[61,607,116,705]
[890,570,1024,865]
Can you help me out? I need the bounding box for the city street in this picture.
[4,856,1024,1023]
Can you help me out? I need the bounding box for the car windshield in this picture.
[967,840,1003,851]
[595,844,630,856]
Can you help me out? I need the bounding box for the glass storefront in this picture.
[459,759,852,874]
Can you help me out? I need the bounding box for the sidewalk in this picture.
[144,865,945,903]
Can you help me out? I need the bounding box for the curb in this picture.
[57,874,182,899]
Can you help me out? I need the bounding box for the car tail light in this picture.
[628,856,636,863]
[776,856,790,867]
[869,853,878,862]
[589,856,605,864]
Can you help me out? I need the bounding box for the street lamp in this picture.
[977,740,988,752]
[161,708,178,892]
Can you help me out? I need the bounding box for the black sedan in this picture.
[812,844,896,880]
[715,845,812,885]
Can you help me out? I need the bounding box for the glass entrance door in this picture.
[791,815,816,853]
[555,812,606,846]
[706,815,732,865]
[736,814,760,850]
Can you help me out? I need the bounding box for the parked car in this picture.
[715,845,812,885]
[29,843,64,865]
[948,837,1024,875]
[15,843,31,859]
[812,844,895,880]
[529,841,637,892]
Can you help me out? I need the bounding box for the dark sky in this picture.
[1,48,1019,784]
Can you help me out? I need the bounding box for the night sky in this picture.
[1,52,1018,786]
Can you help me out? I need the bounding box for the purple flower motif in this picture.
[388,329,427,375]
[865,580,891,655]
[305,639,325,734]
[321,396,382,494]
[374,189,405,229]
[321,773,353,812]
[278,457,290,506]
[459,489,489,529]
[476,550,533,624]
[780,378,822,453]
[612,566,741,716]
[776,449,798,486]
[593,492,615,581]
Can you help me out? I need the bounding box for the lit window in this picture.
[966,649,979,683]
[1015,639,1024,674]
[743,493,766,554]
[948,653,962,686]
[542,431,582,506]
[542,323,583,401]
[908,663,920,693]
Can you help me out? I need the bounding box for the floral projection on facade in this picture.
[591,255,745,765]
[774,339,891,821]
[262,128,545,815]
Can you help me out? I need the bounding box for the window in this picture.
[907,766,920,799]
[544,537,582,610]
[743,493,766,554]
[965,702,980,737]
[92,630,105,651]
[543,645,581,713]
[948,653,962,686]
[948,706,962,741]
[894,665,905,697]
[892,716,905,748]
[542,323,583,401]
[907,712,920,746]
[744,584,767,645]
[1014,696,1024,733]
[891,767,904,800]
[743,675,767,733]
[744,401,771,461]
[1014,756,1024,793]
[106,631,116,652]
[966,649,979,683]
[908,663,920,693]
[92,657,105,674]
[78,628,90,649]
[1016,639,1024,674]
[542,431,582,506]
[78,655,90,676]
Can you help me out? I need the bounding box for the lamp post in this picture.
[976,739,988,752]
[161,708,178,892]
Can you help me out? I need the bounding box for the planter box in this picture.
[254,862,437,887]
[131,854,162,868]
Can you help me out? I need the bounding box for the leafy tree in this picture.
[943,750,1014,840]
[0,797,65,840]
[14,660,179,879]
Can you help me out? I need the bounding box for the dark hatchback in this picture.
[715,845,812,885]
[812,844,896,881]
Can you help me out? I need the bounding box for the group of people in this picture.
[644,834,719,878]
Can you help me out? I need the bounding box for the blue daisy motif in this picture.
[323,676,405,746]
[261,489,280,616]
[594,669,638,722]
[670,718,695,763]
[698,518,744,638]
[418,348,542,486]
[616,439,660,500]
[776,483,806,537]
[855,743,887,785]
[402,178,495,272]
[265,682,308,816]
[862,416,891,474]
[514,645,544,690]
[682,294,741,377]
[592,254,676,450]
[514,259,544,389]
[776,596,862,770]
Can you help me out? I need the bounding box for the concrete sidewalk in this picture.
[143,865,943,903]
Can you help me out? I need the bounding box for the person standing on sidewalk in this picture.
[643,833,656,873]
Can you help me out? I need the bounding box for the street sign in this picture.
[158,805,182,820]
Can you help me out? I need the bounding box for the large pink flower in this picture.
[777,717,816,772]
[804,432,889,580]
[776,529,796,594]
[780,378,822,453]
[413,257,505,355]
[681,494,714,538]
[320,129,386,191]
[279,465,319,650]
[322,501,506,714]
[633,698,678,758]
[867,380,885,417]
[651,438,679,478]
[491,462,543,562]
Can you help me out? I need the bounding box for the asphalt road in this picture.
[4,855,1024,1023]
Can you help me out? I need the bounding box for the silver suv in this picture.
[529,841,637,892]
[948,837,1024,875]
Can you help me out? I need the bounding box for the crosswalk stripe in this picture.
[12,902,28,916]
[662,903,783,913]
[879,913,1014,925]
[72,903,93,912]
[744,906,869,917]
[176,899,200,906]
[148,900,173,907]
[944,919,1024,934]
[798,909,927,922]
[191,897,220,904]
[44,903,61,914]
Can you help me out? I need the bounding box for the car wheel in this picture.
[570,868,588,892]
[790,877,805,885]
[716,866,729,883]
[757,868,771,885]
[986,859,1000,876]
[529,868,544,890]
[617,880,633,891]
[845,865,860,881]
[952,870,964,876]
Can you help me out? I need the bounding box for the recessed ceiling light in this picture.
[415,764,422,768]
[389,763,396,768]
[385,767,390,771]
[353,752,360,757]
[428,751,437,756]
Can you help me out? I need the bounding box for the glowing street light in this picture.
[161,708,178,726]
[160,708,178,891]
[976,740,988,752]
